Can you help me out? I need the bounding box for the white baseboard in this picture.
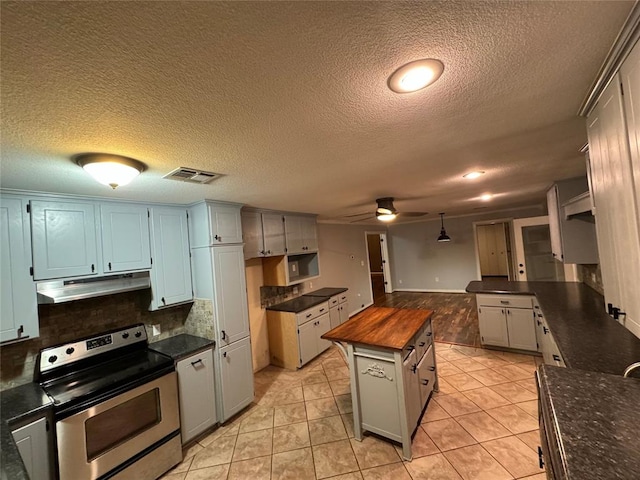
[624,316,640,339]
[350,302,373,317]
[393,288,467,294]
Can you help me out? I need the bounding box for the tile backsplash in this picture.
[0,290,214,391]
[577,263,604,295]
[260,285,301,308]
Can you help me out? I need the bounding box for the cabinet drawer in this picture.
[296,301,330,326]
[414,321,433,360]
[328,295,340,307]
[339,293,348,304]
[476,294,533,309]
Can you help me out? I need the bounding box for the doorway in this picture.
[365,232,392,302]
[474,221,514,280]
[512,216,566,281]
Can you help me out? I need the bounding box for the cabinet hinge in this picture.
[26,203,30,213]
[29,266,33,276]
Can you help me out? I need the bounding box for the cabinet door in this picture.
[417,346,435,408]
[506,308,538,351]
[402,350,421,433]
[12,416,52,480]
[100,203,151,273]
[329,305,341,330]
[546,186,563,261]
[209,203,243,245]
[219,337,254,421]
[30,200,98,280]
[211,245,250,345]
[301,216,318,251]
[316,312,332,354]
[478,306,509,347]
[149,207,193,310]
[1,197,38,343]
[339,302,349,325]
[241,211,264,259]
[177,349,217,443]
[284,215,304,254]
[262,213,286,256]
[298,320,317,367]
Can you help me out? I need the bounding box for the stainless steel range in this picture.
[35,324,181,480]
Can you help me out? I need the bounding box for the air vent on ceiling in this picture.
[163,167,220,184]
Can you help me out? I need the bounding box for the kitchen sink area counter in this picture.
[265,294,330,313]
[149,333,215,361]
[537,365,640,480]
[466,280,640,375]
[1,382,53,480]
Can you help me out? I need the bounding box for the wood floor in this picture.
[372,291,481,347]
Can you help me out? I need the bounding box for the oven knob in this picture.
[48,355,58,364]
[122,333,129,339]
[135,331,142,338]
[65,347,75,355]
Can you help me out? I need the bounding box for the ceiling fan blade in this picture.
[349,215,375,223]
[397,212,428,217]
[343,211,371,218]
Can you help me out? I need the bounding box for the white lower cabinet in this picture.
[218,337,254,422]
[476,294,537,351]
[176,348,217,443]
[11,415,52,480]
[402,350,422,432]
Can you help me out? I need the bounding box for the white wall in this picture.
[387,207,544,292]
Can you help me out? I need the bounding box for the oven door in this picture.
[56,372,180,480]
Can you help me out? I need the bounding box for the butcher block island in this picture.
[322,307,438,460]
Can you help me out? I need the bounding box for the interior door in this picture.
[379,233,393,293]
[513,216,565,282]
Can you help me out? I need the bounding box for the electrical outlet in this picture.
[591,273,596,283]
[435,277,439,283]
[399,279,403,284]
[360,260,365,267]
[152,324,161,336]
[309,281,313,289]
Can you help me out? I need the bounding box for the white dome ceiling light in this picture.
[75,153,146,189]
[388,59,444,93]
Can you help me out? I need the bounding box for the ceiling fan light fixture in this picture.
[480,193,493,201]
[376,212,397,222]
[463,171,485,179]
[76,153,146,189]
[388,59,444,93]
[437,212,451,242]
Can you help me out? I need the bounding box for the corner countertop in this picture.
[1,382,53,480]
[322,306,433,350]
[266,295,330,313]
[149,334,215,361]
[537,365,640,479]
[466,280,640,376]
[303,287,348,298]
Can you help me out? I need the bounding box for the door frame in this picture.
[364,231,393,301]
[512,216,578,281]
[472,218,516,281]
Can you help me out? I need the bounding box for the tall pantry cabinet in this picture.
[188,201,254,422]
[586,38,640,338]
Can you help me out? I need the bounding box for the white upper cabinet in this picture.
[189,201,243,247]
[621,41,640,226]
[30,200,98,280]
[284,214,317,254]
[1,196,38,343]
[100,203,151,273]
[149,207,193,310]
[241,210,286,259]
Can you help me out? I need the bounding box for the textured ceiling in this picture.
[0,1,634,222]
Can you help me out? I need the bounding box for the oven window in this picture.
[85,388,161,460]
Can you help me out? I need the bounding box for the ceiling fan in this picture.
[344,197,428,223]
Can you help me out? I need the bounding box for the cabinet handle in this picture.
[108,262,112,271]
[429,366,436,371]
[419,342,426,347]
[91,264,95,273]
[538,446,545,469]
[161,297,166,305]
[267,250,271,255]
[421,379,429,386]
[320,308,325,312]
[223,352,228,358]
[191,359,203,367]
[543,327,549,334]
[553,354,561,362]
[214,234,222,242]
[502,309,505,314]
[221,330,227,340]
[537,320,541,326]
[411,364,417,373]
[306,313,313,318]
[500,300,509,305]
[426,332,432,337]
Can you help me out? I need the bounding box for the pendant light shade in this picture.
[437,212,451,242]
[76,153,146,189]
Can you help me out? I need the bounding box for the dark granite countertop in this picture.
[266,295,330,313]
[466,280,640,376]
[538,365,640,479]
[303,287,348,298]
[149,334,215,361]
[1,382,53,480]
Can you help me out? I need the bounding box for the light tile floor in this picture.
[160,342,546,480]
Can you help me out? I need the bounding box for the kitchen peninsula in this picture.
[322,307,437,461]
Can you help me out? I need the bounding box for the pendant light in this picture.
[75,153,146,189]
[437,212,451,242]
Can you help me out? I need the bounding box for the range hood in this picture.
[36,272,151,304]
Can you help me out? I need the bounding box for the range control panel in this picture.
[39,324,147,373]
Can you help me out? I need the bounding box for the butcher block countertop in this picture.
[322,306,433,350]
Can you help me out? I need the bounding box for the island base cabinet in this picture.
[478,306,510,347]
[218,337,254,422]
[506,308,538,351]
[176,348,217,444]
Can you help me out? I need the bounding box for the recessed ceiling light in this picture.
[480,194,493,201]
[463,171,485,179]
[388,59,444,93]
